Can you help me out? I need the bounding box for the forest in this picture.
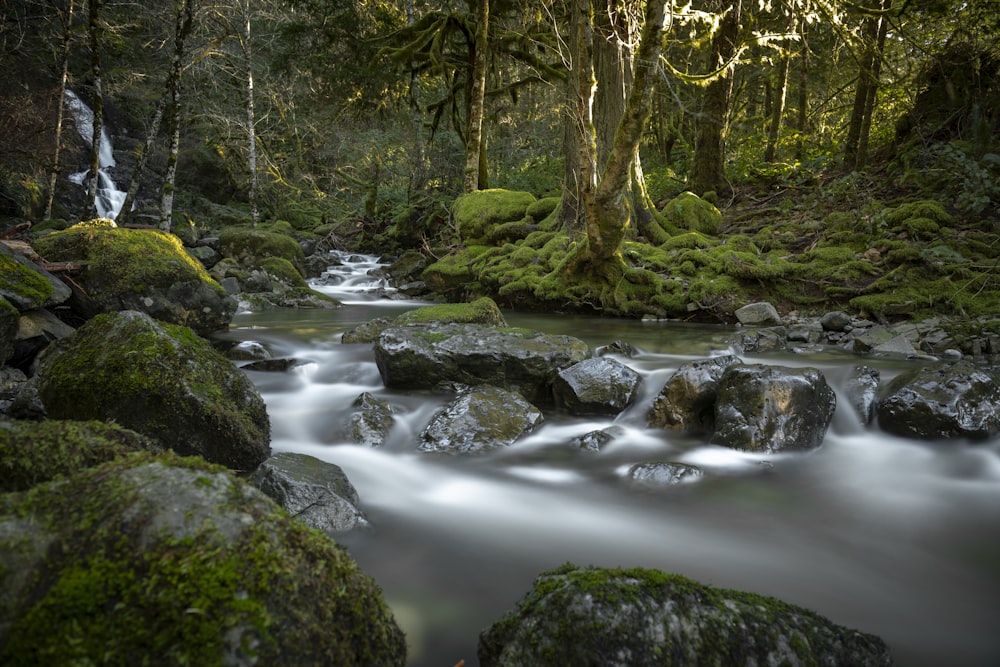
[1,0,999,321]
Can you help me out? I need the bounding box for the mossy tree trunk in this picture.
[844,0,891,170]
[688,0,741,197]
[463,0,489,192]
[159,0,198,231]
[82,0,104,221]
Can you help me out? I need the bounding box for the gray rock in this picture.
[712,364,836,453]
[871,334,917,358]
[553,357,641,416]
[0,242,72,311]
[821,310,853,331]
[419,385,543,454]
[33,310,270,471]
[342,392,395,447]
[647,355,742,433]
[186,244,221,269]
[876,361,1000,440]
[732,326,788,353]
[846,365,881,424]
[479,564,893,667]
[374,323,589,405]
[626,461,704,487]
[852,325,898,354]
[10,308,76,369]
[568,426,624,452]
[249,452,370,533]
[342,317,393,344]
[735,301,782,326]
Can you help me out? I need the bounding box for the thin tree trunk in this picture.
[689,0,741,197]
[242,0,259,226]
[463,0,489,192]
[46,0,74,220]
[794,17,809,161]
[844,0,890,170]
[115,92,166,224]
[82,0,103,221]
[764,12,794,163]
[159,0,197,231]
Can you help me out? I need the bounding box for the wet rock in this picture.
[225,340,271,361]
[870,334,918,358]
[597,340,637,357]
[374,323,589,405]
[846,365,880,424]
[821,310,853,332]
[386,250,428,284]
[419,385,543,454]
[0,454,406,665]
[342,317,393,344]
[852,325,898,354]
[732,326,788,353]
[568,426,624,452]
[241,357,312,372]
[33,310,270,471]
[552,357,641,416]
[342,392,395,447]
[712,364,836,453]
[626,461,703,487]
[394,296,507,327]
[735,301,782,326]
[479,564,893,667]
[876,361,1000,440]
[249,452,370,534]
[647,355,742,434]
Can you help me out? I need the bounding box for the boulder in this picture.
[821,310,853,332]
[0,242,71,311]
[568,426,625,452]
[32,226,235,334]
[876,361,1000,440]
[9,308,76,370]
[339,392,395,447]
[419,385,543,454]
[33,310,270,471]
[846,365,880,424]
[217,227,307,276]
[452,189,536,245]
[712,364,836,453]
[647,355,742,433]
[660,191,722,235]
[553,357,641,416]
[394,296,507,327]
[479,564,893,667]
[342,317,393,344]
[735,301,782,326]
[249,452,370,534]
[374,323,590,405]
[0,419,156,493]
[626,461,704,488]
[0,454,406,666]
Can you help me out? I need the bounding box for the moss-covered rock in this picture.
[0,453,406,666]
[0,297,17,365]
[394,296,507,327]
[0,242,69,311]
[660,191,723,235]
[479,563,893,667]
[0,419,156,493]
[453,189,537,245]
[218,227,307,276]
[32,225,234,334]
[34,310,270,471]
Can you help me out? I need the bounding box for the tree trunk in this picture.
[115,92,166,224]
[764,13,794,163]
[463,0,489,192]
[241,0,260,226]
[688,0,741,197]
[46,0,74,221]
[82,0,103,221]
[844,0,890,170]
[794,17,809,161]
[159,0,198,231]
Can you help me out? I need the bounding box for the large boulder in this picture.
[217,226,307,276]
[647,355,742,433]
[419,385,543,454]
[394,296,507,327]
[33,310,270,471]
[0,419,156,493]
[32,225,235,334]
[552,357,641,416]
[374,323,590,405]
[0,242,71,311]
[479,564,893,667]
[336,392,395,447]
[453,189,536,245]
[249,452,370,534]
[876,361,1000,440]
[660,191,722,235]
[0,454,406,666]
[712,364,836,453]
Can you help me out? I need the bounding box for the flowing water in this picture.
[220,253,1000,667]
[64,89,126,220]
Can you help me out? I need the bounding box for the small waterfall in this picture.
[65,89,126,220]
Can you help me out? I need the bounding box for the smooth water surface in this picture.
[222,254,1000,667]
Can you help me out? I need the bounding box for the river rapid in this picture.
[218,253,1000,667]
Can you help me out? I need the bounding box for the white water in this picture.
[223,252,1000,667]
[65,89,126,220]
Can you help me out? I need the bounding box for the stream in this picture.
[219,253,1000,667]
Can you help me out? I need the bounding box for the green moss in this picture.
[217,227,306,274]
[452,189,537,244]
[258,257,307,287]
[883,199,954,227]
[32,227,225,298]
[660,191,722,235]
[0,254,54,306]
[525,196,560,222]
[0,420,156,493]
[395,296,507,326]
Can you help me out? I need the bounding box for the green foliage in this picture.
[893,143,1000,214]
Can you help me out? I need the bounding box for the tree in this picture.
[463,0,490,191]
[843,0,891,170]
[82,0,105,220]
[45,0,75,220]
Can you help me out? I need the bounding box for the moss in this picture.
[660,191,723,235]
[217,227,306,274]
[258,257,307,287]
[883,199,954,227]
[0,420,156,493]
[32,227,225,299]
[0,254,54,306]
[525,196,560,222]
[395,296,507,326]
[0,453,406,666]
[452,189,537,244]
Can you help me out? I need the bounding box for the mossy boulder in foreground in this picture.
[34,310,270,471]
[479,564,893,667]
[0,453,406,666]
[32,225,235,334]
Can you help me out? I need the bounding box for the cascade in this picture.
[65,89,127,220]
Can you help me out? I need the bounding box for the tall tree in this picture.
[764,4,795,162]
[45,0,75,220]
[463,0,490,191]
[844,0,891,170]
[688,0,742,197]
[82,0,104,220]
